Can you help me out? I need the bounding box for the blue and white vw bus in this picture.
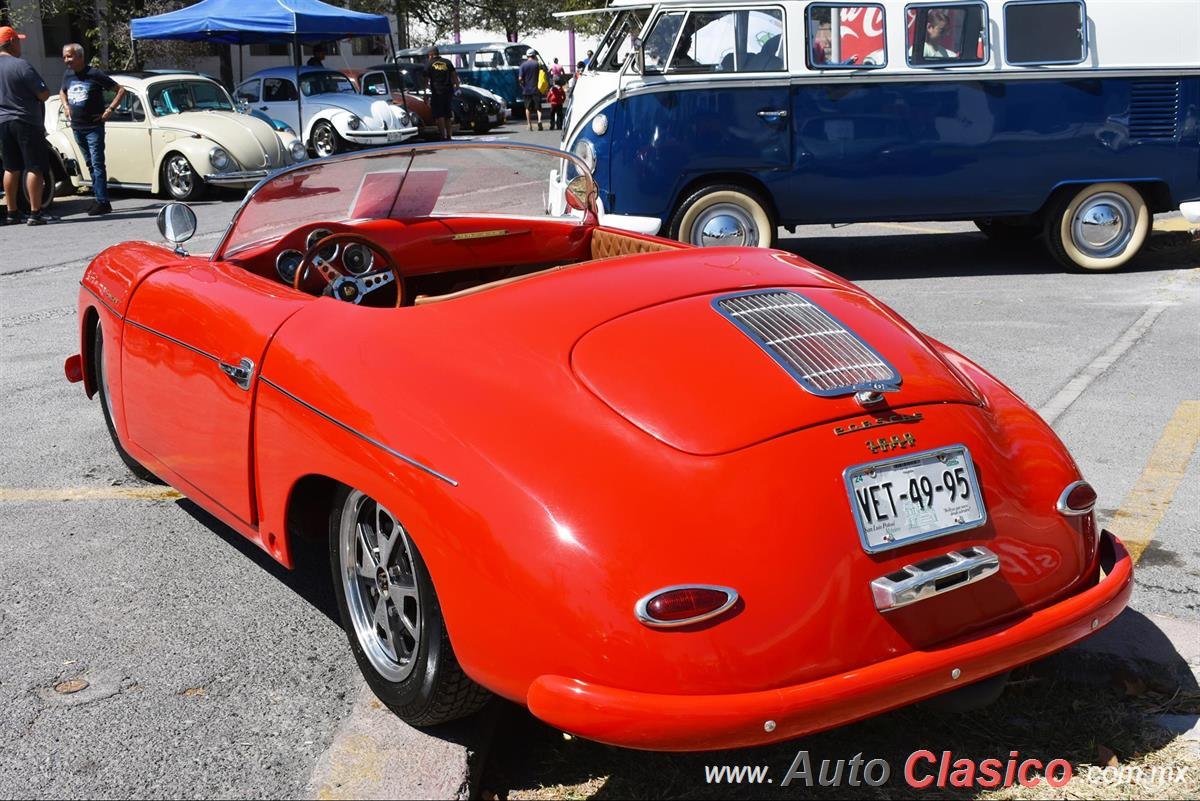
[396,42,534,112]
[553,0,1199,270]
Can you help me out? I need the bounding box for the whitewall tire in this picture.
[1044,182,1149,272]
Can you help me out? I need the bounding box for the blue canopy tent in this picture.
[131,0,393,125]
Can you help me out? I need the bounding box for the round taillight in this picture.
[635,585,738,628]
[1057,481,1097,516]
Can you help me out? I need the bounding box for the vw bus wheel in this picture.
[329,487,491,725]
[1045,183,1149,272]
[162,153,205,201]
[93,324,162,483]
[670,184,775,248]
[311,121,341,158]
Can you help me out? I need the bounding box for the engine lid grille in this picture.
[714,289,901,397]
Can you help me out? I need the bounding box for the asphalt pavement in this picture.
[0,124,1197,798]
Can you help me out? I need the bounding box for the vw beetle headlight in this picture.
[289,141,307,162]
[574,139,596,172]
[347,115,362,131]
[209,146,231,171]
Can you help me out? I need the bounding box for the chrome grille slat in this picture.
[714,289,901,397]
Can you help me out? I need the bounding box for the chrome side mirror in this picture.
[565,175,595,213]
[157,202,198,255]
[633,37,645,75]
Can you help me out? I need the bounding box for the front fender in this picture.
[152,134,218,191]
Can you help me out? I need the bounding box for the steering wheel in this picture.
[293,232,404,307]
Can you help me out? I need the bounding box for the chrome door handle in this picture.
[757,109,789,119]
[219,357,255,391]
[870,546,999,611]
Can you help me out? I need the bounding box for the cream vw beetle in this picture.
[235,67,420,158]
[45,72,308,201]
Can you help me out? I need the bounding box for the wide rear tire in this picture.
[329,487,491,725]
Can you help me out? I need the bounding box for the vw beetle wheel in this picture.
[1044,182,1149,272]
[670,184,775,248]
[311,121,342,158]
[93,324,162,483]
[330,487,491,725]
[161,153,205,201]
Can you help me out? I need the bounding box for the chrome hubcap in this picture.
[340,493,421,682]
[1072,193,1134,258]
[167,157,193,196]
[691,204,759,247]
[314,126,334,157]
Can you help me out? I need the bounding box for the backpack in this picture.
[537,67,549,95]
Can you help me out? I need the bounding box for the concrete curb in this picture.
[1075,607,1200,684]
[305,681,501,800]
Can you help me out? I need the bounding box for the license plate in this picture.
[844,446,986,553]
[386,131,402,143]
[489,114,498,123]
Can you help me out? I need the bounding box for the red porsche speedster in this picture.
[66,142,1131,751]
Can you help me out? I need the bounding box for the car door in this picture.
[120,259,309,526]
[257,77,302,135]
[104,90,153,187]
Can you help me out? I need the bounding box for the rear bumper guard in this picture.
[871,545,1000,611]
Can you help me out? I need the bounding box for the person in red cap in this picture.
[0,25,52,225]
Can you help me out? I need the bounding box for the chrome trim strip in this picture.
[634,584,739,629]
[259,377,459,488]
[124,318,219,363]
[1056,480,1095,516]
[80,283,120,316]
[203,169,271,184]
[870,545,1000,611]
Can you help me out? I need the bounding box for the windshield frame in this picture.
[594,8,652,72]
[211,142,598,262]
[147,78,236,117]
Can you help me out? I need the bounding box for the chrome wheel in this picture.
[1070,192,1135,259]
[165,155,196,200]
[692,206,759,247]
[339,491,421,682]
[312,122,338,158]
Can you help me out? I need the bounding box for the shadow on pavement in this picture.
[779,230,1196,281]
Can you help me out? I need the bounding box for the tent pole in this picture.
[294,33,303,143]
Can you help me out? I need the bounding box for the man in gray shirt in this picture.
[0,26,52,225]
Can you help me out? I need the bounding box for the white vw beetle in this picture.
[236,67,419,158]
[45,72,308,202]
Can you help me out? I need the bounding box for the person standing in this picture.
[546,78,565,131]
[60,43,123,216]
[518,50,543,131]
[0,25,51,226]
[307,44,327,67]
[549,57,564,81]
[425,46,459,141]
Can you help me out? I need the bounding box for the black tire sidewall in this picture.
[328,487,449,719]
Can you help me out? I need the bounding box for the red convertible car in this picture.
[66,142,1131,751]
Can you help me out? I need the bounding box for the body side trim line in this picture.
[80,283,121,316]
[258,376,459,487]
[124,317,220,363]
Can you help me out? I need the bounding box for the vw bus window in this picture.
[906,3,989,66]
[1004,0,1087,65]
[643,12,687,73]
[807,5,888,68]
[597,8,652,72]
[667,8,786,73]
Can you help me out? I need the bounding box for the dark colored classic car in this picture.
[352,63,508,135]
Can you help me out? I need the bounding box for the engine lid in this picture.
[571,287,981,455]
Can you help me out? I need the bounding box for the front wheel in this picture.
[669,184,776,248]
[1044,182,1149,272]
[310,120,342,158]
[161,153,205,201]
[330,487,491,725]
[93,324,162,483]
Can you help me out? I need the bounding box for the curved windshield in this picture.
[148,80,234,116]
[218,144,594,258]
[300,72,356,96]
[594,9,651,71]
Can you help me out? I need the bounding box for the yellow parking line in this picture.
[0,487,183,502]
[864,221,952,235]
[1109,400,1200,563]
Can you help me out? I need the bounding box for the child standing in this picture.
[547,78,566,131]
